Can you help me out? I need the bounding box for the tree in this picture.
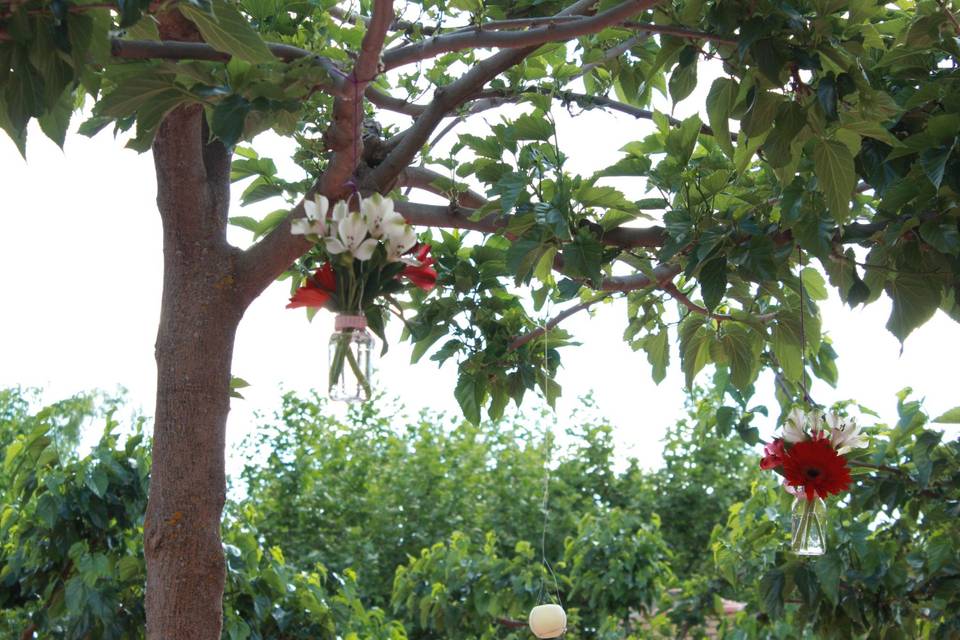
[3,0,960,636]
[3,387,958,637]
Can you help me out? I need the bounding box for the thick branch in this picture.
[393,201,667,248]
[442,15,735,46]
[317,0,394,195]
[382,0,665,70]
[110,39,349,96]
[396,166,487,208]
[329,4,440,36]
[624,21,737,45]
[234,0,393,305]
[369,0,612,189]
[365,86,427,116]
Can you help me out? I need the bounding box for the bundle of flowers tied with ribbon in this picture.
[286,193,437,402]
[760,408,867,555]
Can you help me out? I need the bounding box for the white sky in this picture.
[1,70,957,472]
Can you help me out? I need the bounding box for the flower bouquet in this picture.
[760,409,867,555]
[287,193,437,402]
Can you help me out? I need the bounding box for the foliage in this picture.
[0,389,406,640]
[622,385,762,577]
[233,392,623,605]
[711,390,960,639]
[0,391,149,639]
[3,386,960,638]
[3,0,959,427]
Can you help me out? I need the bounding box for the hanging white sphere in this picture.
[528,604,566,638]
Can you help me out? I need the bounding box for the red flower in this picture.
[402,244,438,291]
[760,438,787,470]
[782,438,852,500]
[286,262,337,309]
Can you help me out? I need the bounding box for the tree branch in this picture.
[316,0,394,195]
[368,0,626,190]
[623,21,737,45]
[661,282,777,324]
[393,201,667,247]
[597,263,681,292]
[110,39,349,97]
[508,293,614,351]
[440,15,736,46]
[382,0,663,70]
[329,4,441,36]
[365,86,427,116]
[234,0,393,306]
[396,166,488,208]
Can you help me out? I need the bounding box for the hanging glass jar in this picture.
[328,314,373,402]
[791,495,826,556]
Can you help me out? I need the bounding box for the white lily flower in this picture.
[783,408,809,443]
[331,200,349,221]
[290,195,329,236]
[829,413,867,454]
[326,210,378,261]
[360,193,406,238]
[385,224,417,261]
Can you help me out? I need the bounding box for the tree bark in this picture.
[144,102,241,640]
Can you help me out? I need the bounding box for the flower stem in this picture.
[344,341,372,399]
[792,496,814,551]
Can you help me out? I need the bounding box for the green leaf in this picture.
[512,112,553,141]
[771,319,803,382]
[813,139,856,222]
[35,493,59,527]
[180,0,277,65]
[885,272,941,343]
[5,58,46,128]
[229,375,250,399]
[506,238,549,285]
[816,73,839,121]
[933,406,960,424]
[454,374,483,425]
[668,58,698,104]
[124,15,161,39]
[118,556,142,581]
[715,406,736,437]
[210,94,251,148]
[642,330,669,384]
[801,267,828,301]
[920,141,955,188]
[561,231,603,287]
[706,77,737,157]
[679,315,711,388]
[918,220,960,255]
[85,464,109,498]
[741,90,779,138]
[759,569,785,617]
[665,115,702,168]
[37,91,73,149]
[762,102,806,169]
[815,555,841,606]
[699,256,727,311]
[95,74,185,118]
[720,325,759,392]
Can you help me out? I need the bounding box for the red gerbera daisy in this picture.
[760,438,787,470]
[782,438,852,500]
[286,262,337,309]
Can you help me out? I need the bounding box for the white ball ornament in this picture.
[528,603,566,638]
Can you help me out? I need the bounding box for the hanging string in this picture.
[537,298,563,607]
[797,246,813,408]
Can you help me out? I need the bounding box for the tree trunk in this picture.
[144,103,240,640]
